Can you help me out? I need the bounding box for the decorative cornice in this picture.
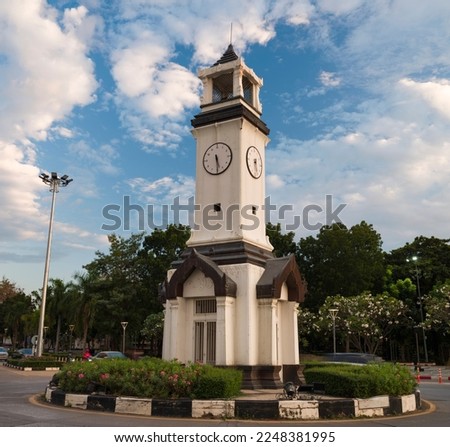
[175,241,274,268]
[191,103,270,136]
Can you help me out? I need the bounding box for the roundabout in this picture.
[44,384,421,420]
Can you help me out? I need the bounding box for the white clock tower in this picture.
[161,45,306,388]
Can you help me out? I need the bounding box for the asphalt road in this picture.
[1,364,449,427]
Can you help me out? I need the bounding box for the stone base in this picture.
[282,364,304,385]
[236,365,283,389]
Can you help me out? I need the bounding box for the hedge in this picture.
[303,361,416,398]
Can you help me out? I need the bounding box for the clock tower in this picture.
[161,45,306,389]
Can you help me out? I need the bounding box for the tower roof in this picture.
[213,44,239,66]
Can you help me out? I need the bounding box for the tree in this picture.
[0,277,22,303]
[139,224,191,312]
[45,278,72,352]
[297,221,385,309]
[266,222,297,257]
[386,236,450,296]
[82,225,190,351]
[315,293,408,355]
[83,233,147,349]
[423,280,450,334]
[0,278,24,342]
[68,272,100,351]
[2,292,34,348]
[141,311,164,357]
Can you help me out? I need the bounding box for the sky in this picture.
[1,0,450,294]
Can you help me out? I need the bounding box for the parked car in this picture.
[0,347,8,361]
[18,348,33,358]
[322,352,383,364]
[89,351,128,360]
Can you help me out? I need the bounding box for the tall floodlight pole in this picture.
[407,255,428,363]
[329,308,338,355]
[36,172,73,357]
[121,322,128,353]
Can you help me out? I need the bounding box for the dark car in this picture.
[322,352,383,364]
[18,348,33,358]
[89,351,128,360]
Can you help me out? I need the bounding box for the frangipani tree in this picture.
[312,292,408,354]
[423,280,450,334]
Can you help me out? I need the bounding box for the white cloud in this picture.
[400,78,450,121]
[0,141,42,240]
[267,96,450,249]
[126,175,195,204]
[106,0,318,147]
[0,2,100,261]
[0,1,98,142]
[319,71,341,87]
[68,140,120,175]
[316,0,364,15]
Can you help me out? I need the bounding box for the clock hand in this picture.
[215,154,219,173]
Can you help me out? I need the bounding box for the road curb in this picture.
[44,386,421,420]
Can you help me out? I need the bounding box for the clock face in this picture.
[203,142,232,175]
[246,146,263,178]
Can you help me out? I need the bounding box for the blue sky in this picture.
[1,0,450,294]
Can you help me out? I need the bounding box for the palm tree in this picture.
[45,279,72,353]
[68,272,99,351]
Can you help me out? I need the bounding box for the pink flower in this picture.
[78,373,85,379]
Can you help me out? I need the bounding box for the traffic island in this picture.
[44,386,421,420]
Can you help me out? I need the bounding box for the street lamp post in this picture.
[407,255,428,363]
[36,172,73,357]
[329,308,338,355]
[121,322,128,353]
[68,324,75,353]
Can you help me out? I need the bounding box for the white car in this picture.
[90,351,128,360]
[0,347,9,361]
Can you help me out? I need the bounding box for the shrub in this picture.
[7,357,65,370]
[54,358,242,399]
[303,361,416,398]
[192,365,242,399]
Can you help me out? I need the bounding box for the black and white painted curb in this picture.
[45,387,421,420]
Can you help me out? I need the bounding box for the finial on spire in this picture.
[230,23,233,45]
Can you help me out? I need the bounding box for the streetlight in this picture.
[68,324,75,353]
[121,322,128,353]
[407,255,428,363]
[329,308,338,355]
[36,172,73,357]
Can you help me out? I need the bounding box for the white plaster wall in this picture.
[162,297,188,363]
[216,296,236,365]
[222,263,264,365]
[258,299,278,364]
[188,117,271,252]
[183,269,215,297]
[279,301,300,365]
